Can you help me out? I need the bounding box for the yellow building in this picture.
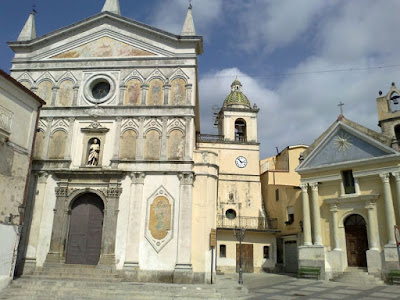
[296,83,400,281]
[197,79,278,274]
[260,145,307,273]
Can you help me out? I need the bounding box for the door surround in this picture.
[344,214,368,267]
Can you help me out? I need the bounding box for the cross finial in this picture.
[338,101,344,115]
[189,0,192,9]
[32,4,37,14]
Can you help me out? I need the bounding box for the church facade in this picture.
[296,85,400,280]
[8,0,275,284]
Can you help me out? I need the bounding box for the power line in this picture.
[201,63,400,79]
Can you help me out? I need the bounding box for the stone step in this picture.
[331,271,385,286]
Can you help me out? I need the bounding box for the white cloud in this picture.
[147,0,223,35]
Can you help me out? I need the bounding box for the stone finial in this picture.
[17,11,36,41]
[101,0,121,15]
[181,5,196,36]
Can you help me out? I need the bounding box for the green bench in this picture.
[298,266,321,280]
[388,270,400,285]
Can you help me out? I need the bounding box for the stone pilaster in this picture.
[310,182,322,245]
[300,183,312,246]
[141,84,148,105]
[111,117,122,167]
[51,86,59,106]
[174,172,194,283]
[160,117,168,160]
[136,117,145,160]
[99,184,122,266]
[163,83,171,105]
[72,85,79,106]
[380,173,396,245]
[123,172,145,270]
[43,118,53,159]
[365,200,380,250]
[184,117,192,160]
[119,85,126,106]
[392,171,400,223]
[185,84,192,105]
[64,118,75,161]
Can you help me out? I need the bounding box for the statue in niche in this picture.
[87,138,100,166]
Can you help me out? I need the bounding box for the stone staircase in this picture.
[0,265,248,299]
[331,267,385,286]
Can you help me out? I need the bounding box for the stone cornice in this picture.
[324,194,379,205]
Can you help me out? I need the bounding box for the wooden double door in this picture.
[66,194,104,265]
[236,244,254,273]
[345,215,368,267]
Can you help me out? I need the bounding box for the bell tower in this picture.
[376,82,400,148]
[217,79,259,143]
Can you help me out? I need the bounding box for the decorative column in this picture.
[119,85,126,106]
[160,117,168,160]
[136,117,145,160]
[72,85,79,106]
[185,84,192,105]
[174,172,195,278]
[310,182,323,245]
[365,200,380,250]
[163,83,171,105]
[330,204,340,250]
[46,181,69,263]
[50,86,59,106]
[393,171,400,222]
[354,177,360,195]
[123,172,145,270]
[184,117,192,160]
[99,184,122,266]
[300,183,312,246]
[64,118,75,161]
[111,117,122,167]
[380,173,396,245]
[141,84,148,105]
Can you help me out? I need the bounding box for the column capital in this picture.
[330,204,338,212]
[380,173,390,183]
[300,183,308,192]
[37,171,49,183]
[365,199,377,210]
[130,172,146,184]
[178,172,195,185]
[309,182,319,191]
[392,171,400,181]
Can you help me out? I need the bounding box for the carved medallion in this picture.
[334,132,352,152]
[149,196,171,240]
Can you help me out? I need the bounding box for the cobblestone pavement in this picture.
[229,272,400,300]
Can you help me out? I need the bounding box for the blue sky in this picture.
[2,0,400,158]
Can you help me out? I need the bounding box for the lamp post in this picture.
[234,226,246,284]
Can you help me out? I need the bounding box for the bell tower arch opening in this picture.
[235,118,247,142]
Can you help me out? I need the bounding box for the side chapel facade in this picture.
[9,0,276,283]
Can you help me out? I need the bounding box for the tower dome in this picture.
[223,79,251,108]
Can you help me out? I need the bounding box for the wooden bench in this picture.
[388,270,400,285]
[298,266,321,280]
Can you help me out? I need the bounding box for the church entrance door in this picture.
[236,244,254,273]
[344,214,368,267]
[66,193,104,265]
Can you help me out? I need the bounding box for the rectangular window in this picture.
[342,170,355,194]
[286,206,294,224]
[263,246,270,259]
[275,189,279,201]
[220,245,226,258]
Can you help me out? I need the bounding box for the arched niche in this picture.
[170,78,186,105]
[36,80,53,105]
[144,129,161,160]
[168,129,184,160]
[120,129,137,159]
[124,79,142,105]
[57,80,74,106]
[33,130,45,159]
[147,79,163,106]
[48,130,67,159]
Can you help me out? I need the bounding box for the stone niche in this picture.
[81,121,109,167]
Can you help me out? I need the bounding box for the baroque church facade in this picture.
[9,0,276,283]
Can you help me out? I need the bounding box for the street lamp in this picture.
[233,226,246,284]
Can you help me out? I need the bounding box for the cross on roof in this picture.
[189,0,192,9]
[338,101,344,115]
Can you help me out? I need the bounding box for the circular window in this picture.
[225,209,237,220]
[92,81,110,100]
[84,74,116,104]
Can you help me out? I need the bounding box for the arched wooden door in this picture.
[345,214,368,267]
[66,193,104,265]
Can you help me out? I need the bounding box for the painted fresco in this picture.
[57,80,74,106]
[170,78,186,105]
[144,130,160,160]
[52,37,156,59]
[48,130,66,159]
[20,81,31,89]
[120,130,136,159]
[36,81,53,105]
[147,79,163,106]
[124,79,141,105]
[149,196,171,240]
[168,130,184,160]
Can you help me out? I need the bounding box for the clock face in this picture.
[235,156,247,168]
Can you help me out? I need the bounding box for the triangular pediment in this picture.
[297,121,399,171]
[51,36,156,59]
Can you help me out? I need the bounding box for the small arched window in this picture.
[235,118,247,142]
